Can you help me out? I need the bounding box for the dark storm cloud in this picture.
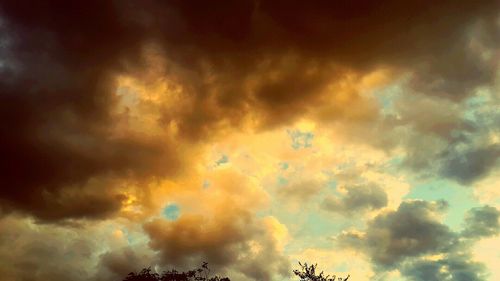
[155,0,499,137]
[462,205,500,238]
[321,183,387,215]
[0,1,180,221]
[0,0,498,221]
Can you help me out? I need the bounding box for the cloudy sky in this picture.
[0,1,499,281]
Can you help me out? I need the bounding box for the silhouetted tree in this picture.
[293,262,350,281]
[122,261,350,281]
[122,263,230,281]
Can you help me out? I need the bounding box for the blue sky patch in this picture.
[215,154,229,166]
[280,162,289,170]
[288,130,314,149]
[277,176,289,186]
[162,204,180,220]
[404,180,480,231]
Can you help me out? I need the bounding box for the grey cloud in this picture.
[401,259,448,281]
[440,144,500,185]
[0,215,159,281]
[321,183,387,215]
[337,200,499,280]
[277,180,323,204]
[0,216,97,281]
[408,40,496,99]
[386,88,500,185]
[338,200,454,268]
[401,255,487,281]
[462,205,500,238]
[94,247,158,281]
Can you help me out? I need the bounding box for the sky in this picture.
[0,1,499,281]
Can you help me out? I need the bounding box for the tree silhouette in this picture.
[293,262,350,281]
[122,263,230,281]
[122,261,349,281]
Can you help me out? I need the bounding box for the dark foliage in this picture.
[293,262,350,281]
[123,261,350,281]
[123,263,230,281]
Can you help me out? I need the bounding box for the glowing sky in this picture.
[0,1,499,281]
